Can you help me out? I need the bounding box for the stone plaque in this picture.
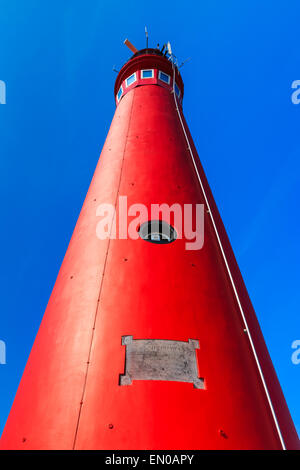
[119,336,204,389]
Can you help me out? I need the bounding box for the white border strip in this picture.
[117,85,123,102]
[125,72,137,88]
[141,69,154,79]
[158,70,171,85]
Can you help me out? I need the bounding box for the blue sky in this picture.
[0,0,299,438]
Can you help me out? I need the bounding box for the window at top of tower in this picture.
[141,69,154,79]
[138,220,177,244]
[174,83,180,98]
[117,86,123,102]
[158,71,171,84]
[125,73,137,87]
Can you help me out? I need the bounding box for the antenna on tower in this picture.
[145,26,148,48]
[179,57,191,68]
[166,41,178,67]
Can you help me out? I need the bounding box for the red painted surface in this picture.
[115,56,183,106]
[0,50,299,450]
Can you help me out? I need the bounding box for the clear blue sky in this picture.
[0,0,299,438]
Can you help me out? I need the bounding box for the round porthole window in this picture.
[138,220,177,244]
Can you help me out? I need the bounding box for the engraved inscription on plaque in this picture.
[119,336,204,389]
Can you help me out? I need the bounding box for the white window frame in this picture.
[174,82,181,98]
[141,69,154,79]
[125,72,137,88]
[158,70,171,85]
[117,85,123,102]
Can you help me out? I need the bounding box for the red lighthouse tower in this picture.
[0,42,299,450]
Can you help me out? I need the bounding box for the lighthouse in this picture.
[0,42,299,450]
